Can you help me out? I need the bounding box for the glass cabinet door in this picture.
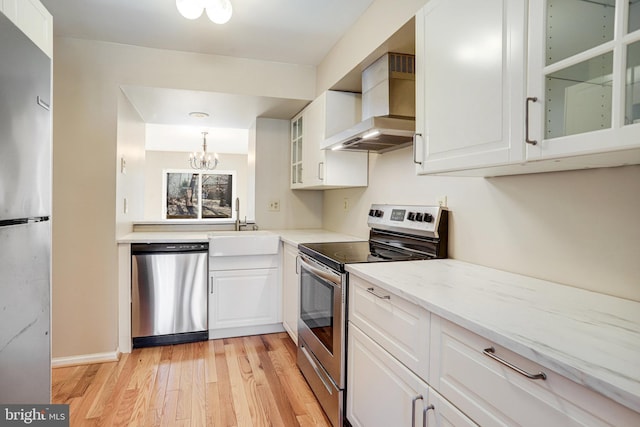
[543,0,616,139]
[291,116,303,185]
[529,0,640,157]
[626,39,640,125]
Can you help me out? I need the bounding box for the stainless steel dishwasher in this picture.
[131,242,208,348]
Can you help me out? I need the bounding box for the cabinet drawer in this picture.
[349,275,430,380]
[430,316,640,427]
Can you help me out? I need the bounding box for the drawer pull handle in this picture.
[483,347,547,380]
[411,395,423,427]
[366,287,390,300]
[422,404,435,427]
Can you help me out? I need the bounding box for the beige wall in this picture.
[323,148,640,302]
[51,37,316,358]
[253,118,323,229]
[143,151,249,221]
[115,92,146,236]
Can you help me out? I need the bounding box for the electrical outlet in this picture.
[120,157,126,174]
[343,198,350,211]
[268,200,280,212]
[438,195,448,208]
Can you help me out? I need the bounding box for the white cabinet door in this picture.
[209,268,280,330]
[300,97,325,188]
[347,324,429,427]
[426,389,478,427]
[0,0,52,57]
[281,242,299,344]
[415,0,527,174]
[347,324,476,427]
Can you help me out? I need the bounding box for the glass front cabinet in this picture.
[291,114,304,186]
[415,0,640,176]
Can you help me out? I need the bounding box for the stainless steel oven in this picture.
[297,254,346,427]
[297,204,449,427]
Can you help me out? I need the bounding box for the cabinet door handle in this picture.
[413,133,423,165]
[525,97,538,146]
[209,277,213,294]
[366,287,390,300]
[317,162,324,180]
[422,404,435,427]
[411,395,424,427]
[483,347,546,380]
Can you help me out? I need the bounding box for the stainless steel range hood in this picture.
[324,53,415,153]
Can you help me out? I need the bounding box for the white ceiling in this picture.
[145,123,249,154]
[41,0,376,153]
[40,0,375,66]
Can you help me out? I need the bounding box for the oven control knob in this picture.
[415,213,424,222]
[407,212,416,221]
[375,210,384,217]
[423,213,434,223]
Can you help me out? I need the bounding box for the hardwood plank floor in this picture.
[52,333,331,427]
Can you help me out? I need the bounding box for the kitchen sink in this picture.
[208,231,280,256]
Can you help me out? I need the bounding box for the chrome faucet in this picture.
[235,197,241,231]
[234,197,257,231]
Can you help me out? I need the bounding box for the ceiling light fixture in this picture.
[189,131,219,170]
[176,0,233,24]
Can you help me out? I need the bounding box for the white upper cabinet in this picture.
[1,0,52,58]
[415,0,640,176]
[414,0,527,174]
[290,91,368,190]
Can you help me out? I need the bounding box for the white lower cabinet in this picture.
[208,267,281,338]
[347,324,476,427]
[346,274,640,427]
[430,316,640,427]
[349,275,430,380]
[281,242,299,344]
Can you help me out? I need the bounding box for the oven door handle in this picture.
[300,343,334,395]
[298,254,342,287]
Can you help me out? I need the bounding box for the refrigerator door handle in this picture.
[0,216,50,228]
[37,96,50,111]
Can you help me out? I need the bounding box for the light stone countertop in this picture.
[345,258,640,413]
[117,229,363,245]
[272,229,364,246]
[117,231,211,243]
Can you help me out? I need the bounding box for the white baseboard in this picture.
[51,351,121,368]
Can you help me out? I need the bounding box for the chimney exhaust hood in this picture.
[324,53,416,153]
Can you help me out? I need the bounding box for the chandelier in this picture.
[189,131,219,170]
[176,0,233,24]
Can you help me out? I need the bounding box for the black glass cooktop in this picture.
[299,241,432,273]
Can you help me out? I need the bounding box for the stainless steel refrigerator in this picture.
[0,12,52,404]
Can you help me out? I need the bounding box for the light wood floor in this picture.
[52,333,331,426]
